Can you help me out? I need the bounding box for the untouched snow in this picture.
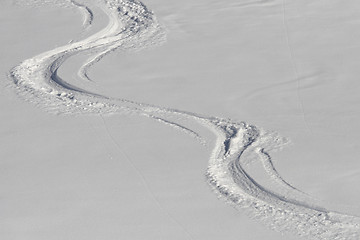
[1,0,360,239]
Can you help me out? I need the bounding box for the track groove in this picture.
[9,0,360,239]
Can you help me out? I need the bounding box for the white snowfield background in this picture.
[1,0,360,239]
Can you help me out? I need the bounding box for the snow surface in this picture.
[1,0,360,239]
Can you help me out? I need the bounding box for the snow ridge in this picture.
[206,120,360,239]
[70,0,94,29]
[10,0,165,115]
[9,0,360,239]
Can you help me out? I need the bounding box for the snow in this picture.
[1,0,360,239]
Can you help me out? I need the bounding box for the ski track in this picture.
[8,0,360,239]
[70,0,94,29]
[99,114,195,240]
[281,0,313,136]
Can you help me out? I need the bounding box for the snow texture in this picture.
[8,0,360,239]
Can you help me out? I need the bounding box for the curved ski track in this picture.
[9,0,360,239]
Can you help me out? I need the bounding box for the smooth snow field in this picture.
[1,0,360,239]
